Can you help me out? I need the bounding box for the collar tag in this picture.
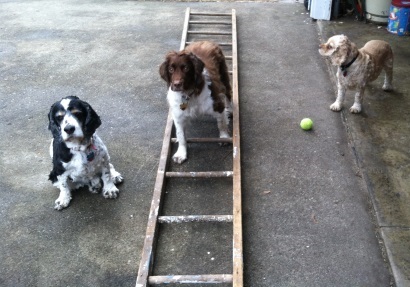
[180,93,191,111]
[86,144,97,161]
[87,151,95,162]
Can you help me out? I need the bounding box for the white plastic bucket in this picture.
[366,0,391,24]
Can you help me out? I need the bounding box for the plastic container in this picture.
[388,5,410,36]
[392,0,410,8]
[365,0,391,24]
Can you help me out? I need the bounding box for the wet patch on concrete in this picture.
[318,15,410,286]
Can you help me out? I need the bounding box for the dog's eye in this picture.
[71,110,82,116]
[55,112,65,122]
[182,65,189,72]
[327,44,333,49]
[168,67,175,73]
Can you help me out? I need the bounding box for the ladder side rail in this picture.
[136,7,192,287]
[136,113,173,287]
[231,9,244,287]
[180,7,191,51]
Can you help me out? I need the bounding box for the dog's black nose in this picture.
[64,125,75,135]
[172,81,182,91]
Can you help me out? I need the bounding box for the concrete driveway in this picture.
[1,1,408,286]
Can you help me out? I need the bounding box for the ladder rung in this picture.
[171,137,232,143]
[166,171,233,178]
[225,56,232,60]
[158,215,233,223]
[190,12,232,16]
[188,31,232,35]
[189,21,232,25]
[148,274,233,284]
[186,41,232,46]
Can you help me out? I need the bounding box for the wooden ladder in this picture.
[136,8,242,286]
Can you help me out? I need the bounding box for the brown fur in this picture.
[159,41,231,113]
[319,35,393,113]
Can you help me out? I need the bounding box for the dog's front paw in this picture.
[349,104,361,114]
[103,186,119,199]
[112,173,123,185]
[330,102,342,112]
[172,151,187,164]
[219,132,231,146]
[382,83,393,91]
[88,186,101,194]
[54,196,72,210]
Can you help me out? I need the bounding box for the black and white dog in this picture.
[48,96,123,210]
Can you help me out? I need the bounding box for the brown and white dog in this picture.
[159,41,232,164]
[319,34,393,113]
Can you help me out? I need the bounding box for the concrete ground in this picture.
[0,1,409,286]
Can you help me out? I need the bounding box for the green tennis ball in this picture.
[300,118,313,130]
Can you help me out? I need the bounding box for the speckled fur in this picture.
[48,96,123,210]
[319,34,393,113]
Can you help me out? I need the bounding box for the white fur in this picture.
[167,69,230,164]
[49,97,123,210]
[51,134,123,210]
[319,35,393,113]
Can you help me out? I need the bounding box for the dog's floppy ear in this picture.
[189,53,205,85]
[48,103,61,139]
[332,35,354,66]
[83,101,101,138]
[159,51,177,85]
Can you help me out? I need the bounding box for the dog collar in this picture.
[340,53,358,77]
[180,91,194,111]
[86,144,97,162]
[70,137,97,161]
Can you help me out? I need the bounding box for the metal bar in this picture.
[158,215,233,223]
[188,31,232,35]
[171,137,232,143]
[148,274,233,284]
[166,171,233,178]
[231,9,244,287]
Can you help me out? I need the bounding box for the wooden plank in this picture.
[180,7,191,51]
[186,41,232,46]
[231,9,244,287]
[188,30,232,35]
[189,21,232,25]
[136,8,192,287]
[135,113,173,287]
[148,274,233,284]
[190,12,232,16]
[158,215,233,223]
[166,171,233,178]
[171,137,232,143]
